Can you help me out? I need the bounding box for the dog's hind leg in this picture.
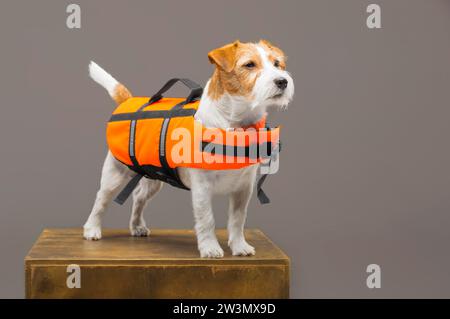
[129,178,163,237]
[83,152,130,240]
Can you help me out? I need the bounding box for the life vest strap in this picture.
[114,173,144,205]
[149,78,203,104]
[157,101,189,190]
[201,141,273,159]
[256,173,270,204]
[256,139,282,205]
[109,108,197,122]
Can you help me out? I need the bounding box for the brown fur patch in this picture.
[113,84,132,104]
[259,39,287,70]
[207,41,263,101]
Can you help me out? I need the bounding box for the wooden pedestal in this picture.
[25,228,290,299]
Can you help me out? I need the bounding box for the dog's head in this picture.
[207,40,294,114]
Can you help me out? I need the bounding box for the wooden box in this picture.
[25,229,290,299]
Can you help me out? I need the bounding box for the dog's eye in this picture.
[244,61,255,69]
[274,60,280,68]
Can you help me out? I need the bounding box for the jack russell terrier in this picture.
[83,40,294,258]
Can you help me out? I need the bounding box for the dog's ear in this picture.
[259,39,286,60]
[208,41,240,72]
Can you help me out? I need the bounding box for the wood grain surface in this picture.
[25,229,290,298]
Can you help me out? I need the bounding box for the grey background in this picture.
[0,0,449,298]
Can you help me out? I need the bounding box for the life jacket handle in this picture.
[149,78,203,105]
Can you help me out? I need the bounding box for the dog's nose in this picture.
[274,78,288,90]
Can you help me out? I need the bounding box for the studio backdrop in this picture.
[1,0,450,298]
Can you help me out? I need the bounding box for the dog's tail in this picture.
[89,61,132,104]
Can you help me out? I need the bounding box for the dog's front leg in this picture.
[227,182,256,256]
[191,182,224,258]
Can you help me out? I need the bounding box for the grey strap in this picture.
[114,174,143,205]
[256,142,281,205]
[149,78,203,104]
[256,173,271,204]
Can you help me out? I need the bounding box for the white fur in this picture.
[252,46,294,110]
[84,47,294,258]
[89,61,119,97]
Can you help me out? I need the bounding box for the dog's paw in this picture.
[199,241,224,258]
[130,225,151,237]
[83,226,102,241]
[229,240,255,256]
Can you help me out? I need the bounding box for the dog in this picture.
[83,40,294,258]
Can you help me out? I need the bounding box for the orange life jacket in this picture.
[106,78,280,205]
